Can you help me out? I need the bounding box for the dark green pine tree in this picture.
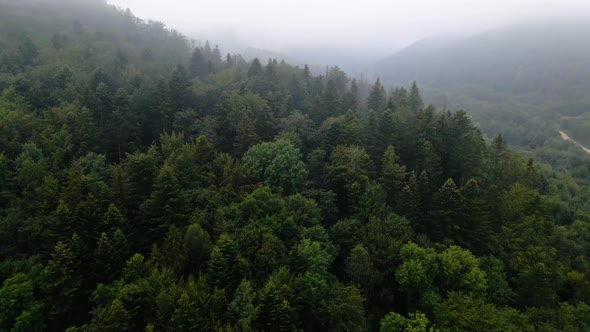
[107,88,137,162]
[344,78,359,113]
[459,179,492,254]
[93,299,130,331]
[432,178,464,242]
[17,36,38,68]
[380,145,407,207]
[160,225,188,276]
[321,79,342,118]
[409,81,424,112]
[55,65,73,89]
[253,106,277,142]
[225,53,234,67]
[303,64,311,82]
[229,280,257,331]
[248,58,263,78]
[263,59,279,94]
[208,234,243,294]
[398,172,422,224]
[367,78,386,112]
[94,229,129,283]
[42,234,84,330]
[110,167,131,216]
[417,140,442,188]
[189,48,207,78]
[256,268,297,332]
[393,87,409,110]
[140,164,189,248]
[184,223,212,275]
[167,65,192,125]
[101,203,126,230]
[170,292,200,332]
[362,111,382,163]
[234,112,260,156]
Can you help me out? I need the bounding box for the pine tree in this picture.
[95,299,129,331]
[346,244,374,294]
[102,203,125,230]
[398,173,422,223]
[367,79,386,112]
[42,234,84,330]
[234,113,260,156]
[189,48,207,78]
[380,145,407,207]
[17,36,38,68]
[229,280,257,330]
[345,79,359,113]
[209,234,242,293]
[225,53,234,67]
[393,87,409,110]
[170,292,199,332]
[256,268,297,332]
[95,229,129,281]
[303,64,311,82]
[168,64,192,116]
[417,140,442,187]
[160,225,188,275]
[184,223,212,274]
[409,81,424,112]
[141,165,189,247]
[433,178,464,242]
[248,58,263,78]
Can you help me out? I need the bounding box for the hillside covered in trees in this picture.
[1,0,590,331]
[375,20,590,181]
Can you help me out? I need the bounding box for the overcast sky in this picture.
[106,0,590,55]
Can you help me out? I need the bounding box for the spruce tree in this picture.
[380,145,407,207]
[409,81,424,112]
[234,113,260,156]
[367,79,386,112]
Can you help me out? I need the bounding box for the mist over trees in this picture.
[375,20,590,183]
[1,0,590,331]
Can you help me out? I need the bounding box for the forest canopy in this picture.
[1,1,590,331]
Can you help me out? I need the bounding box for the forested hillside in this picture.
[2,1,590,331]
[375,20,590,180]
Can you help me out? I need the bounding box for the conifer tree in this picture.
[234,113,259,156]
[380,145,407,207]
[367,79,387,112]
[248,58,263,78]
[209,234,243,293]
[409,81,424,112]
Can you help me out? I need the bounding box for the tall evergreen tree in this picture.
[248,58,263,78]
[189,48,207,78]
[409,81,424,112]
[367,79,387,113]
[380,145,407,207]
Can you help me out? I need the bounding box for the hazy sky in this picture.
[107,0,590,54]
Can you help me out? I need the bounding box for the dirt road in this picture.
[559,130,590,154]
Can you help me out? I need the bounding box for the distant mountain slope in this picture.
[375,19,590,170]
[376,19,590,101]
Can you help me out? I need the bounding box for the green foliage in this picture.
[229,279,257,331]
[243,140,308,195]
[0,273,44,331]
[320,283,367,332]
[434,292,531,332]
[0,2,588,330]
[380,311,432,332]
[396,243,487,309]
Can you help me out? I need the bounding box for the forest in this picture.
[375,20,590,184]
[1,0,590,331]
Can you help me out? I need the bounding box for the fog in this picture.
[107,0,590,72]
